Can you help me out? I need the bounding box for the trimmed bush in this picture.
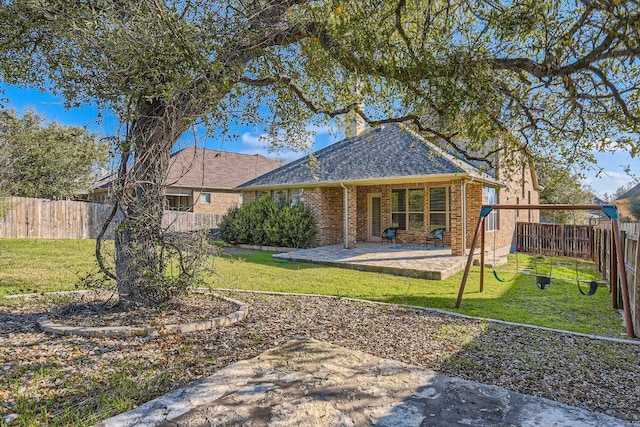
[219,195,317,248]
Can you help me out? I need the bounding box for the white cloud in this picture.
[240,133,264,148]
[239,123,338,163]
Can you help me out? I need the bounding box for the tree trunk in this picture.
[114,101,190,308]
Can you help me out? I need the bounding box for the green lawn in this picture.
[211,249,626,338]
[0,239,628,338]
[0,239,101,296]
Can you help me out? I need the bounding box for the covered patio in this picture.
[273,243,476,280]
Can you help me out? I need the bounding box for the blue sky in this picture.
[2,84,638,198]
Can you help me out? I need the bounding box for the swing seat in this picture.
[577,280,598,296]
[492,270,506,282]
[536,275,551,290]
[493,270,518,283]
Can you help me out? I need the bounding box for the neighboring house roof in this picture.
[239,124,500,189]
[92,148,280,191]
[615,183,640,201]
[593,196,607,205]
[166,147,280,189]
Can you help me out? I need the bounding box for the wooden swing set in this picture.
[455,204,635,338]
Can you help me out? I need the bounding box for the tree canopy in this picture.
[2,1,640,171]
[2,0,639,306]
[0,108,108,200]
[538,166,595,223]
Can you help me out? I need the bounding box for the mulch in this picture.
[1,290,639,425]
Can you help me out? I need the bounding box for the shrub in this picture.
[220,196,317,248]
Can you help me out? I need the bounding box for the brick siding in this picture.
[241,166,539,256]
[192,190,241,215]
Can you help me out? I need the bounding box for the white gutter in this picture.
[238,172,502,192]
[340,182,349,249]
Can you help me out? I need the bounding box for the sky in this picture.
[2,83,639,199]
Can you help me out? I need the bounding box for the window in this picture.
[165,195,192,211]
[271,190,287,207]
[429,187,451,231]
[290,189,304,206]
[484,186,499,231]
[256,191,268,200]
[392,189,424,231]
[200,193,211,204]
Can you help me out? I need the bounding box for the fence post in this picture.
[635,229,640,336]
[611,228,618,309]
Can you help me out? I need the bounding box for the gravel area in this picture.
[1,290,639,425]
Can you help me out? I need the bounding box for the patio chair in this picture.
[381,227,398,245]
[426,228,445,247]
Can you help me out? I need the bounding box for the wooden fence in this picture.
[516,222,594,260]
[517,220,639,336]
[0,197,222,239]
[595,222,640,336]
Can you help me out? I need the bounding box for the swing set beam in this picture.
[455,204,635,338]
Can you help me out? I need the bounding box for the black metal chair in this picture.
[426,228,445,247]
[381,227,398,245]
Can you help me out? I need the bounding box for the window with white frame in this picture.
[200,193,211,204]
[484,186,499,231]
[429,187,451,231]
[392,188,424,231]
[166,195,192,211]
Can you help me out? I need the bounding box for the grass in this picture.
[0,239,637,426]
[0,239,101,297]
[211,249,626,338]
[0,238,628,338]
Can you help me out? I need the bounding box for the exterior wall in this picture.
[466,165,540,257]
[465,183,484,253]
[449,181,463,255]
[346,185,357,248]
[304,187,345,247]
[240,165,539,255]
[354,181,459,248]
[615,200,632,221]
[92,187,243,216]
[192,190,241,215]
[242,191,257,204]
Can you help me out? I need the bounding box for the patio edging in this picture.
[223,242,298,252]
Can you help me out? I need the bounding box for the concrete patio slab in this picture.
[97,338,633,427]
[272,243,471,280]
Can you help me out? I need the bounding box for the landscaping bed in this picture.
[1,290,639,425]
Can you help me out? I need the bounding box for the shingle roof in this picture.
[92,148,280,191]
[239,124,498,189]
[166,147,280,189]
[616,183,640,201]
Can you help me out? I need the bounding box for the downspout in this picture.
[340,182,349,249]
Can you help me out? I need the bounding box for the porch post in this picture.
[347,185,357,248]
[341,183,357,249]
[450,182,464,256]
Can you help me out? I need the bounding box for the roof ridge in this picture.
[398,124,495,181]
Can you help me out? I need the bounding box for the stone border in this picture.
[35,290,248,338]
[223,242,298,253]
